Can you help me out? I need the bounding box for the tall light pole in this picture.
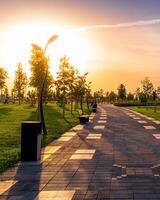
[39,35,58,135]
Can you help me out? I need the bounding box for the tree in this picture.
[141,77,154,102]
[135,88,141,101]
[13,63,27,104]
[127,92,134,101]
[85,82,92,109]
[27,90,36,106]
[55,56,72,117]
[0,67,8,97]
[93,89,105,102]
[4,86,9,104]
[117,84,126,100]
[29,44,53,111]
[67,65,78,114]
[74,73,89,112]
[108,91,117,103]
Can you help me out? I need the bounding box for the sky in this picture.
[0,0,160,92]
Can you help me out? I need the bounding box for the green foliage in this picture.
[117,83,126,100]
[127,92,134,101]
[115,101,160,107]
[29,44,53,95]
[55,56,75,117]
[131,106,160,120]
[141,77,154,100]
[0,67,8,96]
[108,91,117,102]
[13,63,27,104]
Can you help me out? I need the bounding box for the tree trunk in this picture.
[18,93,21,105]
[80,96,83,112]
[154,100,157,113]
[86,96,89,110]
[74,96,78,110]
[62,95,65,118]
[71,99,73,114]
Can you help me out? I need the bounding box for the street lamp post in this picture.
[39,35,58,135]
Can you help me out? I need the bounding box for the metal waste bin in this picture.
[21,121,42,161]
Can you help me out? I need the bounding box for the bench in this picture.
[92,103,97,113]
[78,110,89,124]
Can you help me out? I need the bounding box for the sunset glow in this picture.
[0,0,160,92]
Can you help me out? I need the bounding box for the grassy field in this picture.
[0,102,91,173]
[130,106,160,120]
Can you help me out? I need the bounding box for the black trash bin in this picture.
[21,121,42,161]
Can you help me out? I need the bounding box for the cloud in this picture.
[76,18,160,32]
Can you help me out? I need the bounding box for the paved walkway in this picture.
[1,105,160,199]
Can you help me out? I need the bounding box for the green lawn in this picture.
[130,106,160,120]
[0,102,91,173]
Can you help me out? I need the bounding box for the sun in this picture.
[2,23,92,79]
[48,30,92,73]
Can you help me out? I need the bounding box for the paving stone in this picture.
[152,134,160,139]
[72,125,84,131]
[0,180,17,195]
[143,126,156,130]
[93,125,105,130]
[97,120,107,124]
[63,132,77,137]
[86,134,102,140]
[152,120,160,124]
[41,146,61,154]
[99,117,107,120]
[75,149,96,154]
[58,136,73,141]
[133,117,141,120]
[138,120,148,124]
[35,190,75,200]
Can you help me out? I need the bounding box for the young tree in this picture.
[27,90,36,106]
[85,82,92,109]
[141,77,154,103]
[13,63,27,104]
[4,86,9,104]
[127,92,134,101]
[117,84,126,100]
[74,73,88,112]
[108,91,117,103]
[68,66,78,114]
[55,56,72,117]
[29,44,53,111]
[135,88,141,101]
[0,67,8,98]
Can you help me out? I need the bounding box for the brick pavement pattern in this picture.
[1,105,160,199]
